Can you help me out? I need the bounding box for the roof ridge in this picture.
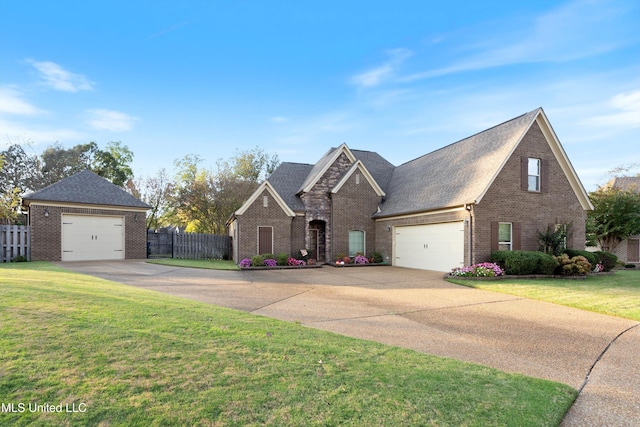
[396,108,540,168]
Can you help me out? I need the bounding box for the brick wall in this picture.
[472,121,587,263]
[29,204,147,261]
[331,166,382,260]
[235,189,292,261]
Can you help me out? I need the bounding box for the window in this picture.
[528,158,540,192]
[348,230,365,257]
[498,223,512,251]
[263,195,269,207]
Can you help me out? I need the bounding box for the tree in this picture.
[168,149,277,234]
[128,168,175,229]
[220,147,279,182]
[40,141,134,187]
[588,186,640,252]
[0,143,43,193]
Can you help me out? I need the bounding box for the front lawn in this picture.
[146,258,239,270]
[448,269,640,321]
[1,262,575,426]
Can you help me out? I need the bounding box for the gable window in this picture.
[498,223,512,251]
[348,230,365,257]
[263,195,269,207]
[528,158,541,191]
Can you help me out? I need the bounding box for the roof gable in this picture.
[235,180,295,217]
[331,160,385,197]
[379,109,541,216]
[297,143,356,194]
[22,170,150,209]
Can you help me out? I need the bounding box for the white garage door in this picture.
[62,215,125,261]
[394,222,464,272]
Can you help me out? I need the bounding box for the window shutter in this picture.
[512,222,522,250]
[521,157,528,191]
[491,221,499,252]
[541,159,549,193]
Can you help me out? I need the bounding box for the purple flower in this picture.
[354,255,369,264]
[239,258,252,268]
[264,258,277,267]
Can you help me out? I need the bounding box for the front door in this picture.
[308,220,326,262]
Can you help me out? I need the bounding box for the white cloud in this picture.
[0,86,44,115]
[401,0,638,82]
[351,48,413,88]
[28,59,94,92]
[588,90,640,128]
[86,109,138,132]
[0,118,83,146]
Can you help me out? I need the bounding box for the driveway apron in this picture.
[58,261,640,426]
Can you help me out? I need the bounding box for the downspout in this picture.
[466,204,473,265]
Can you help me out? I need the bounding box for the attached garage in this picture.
[394,221,465,272]
[62,215,125,261]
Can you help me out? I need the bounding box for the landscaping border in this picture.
[445,271,615,280]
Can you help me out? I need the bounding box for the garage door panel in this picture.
[62,215,125,261]
[395,222,464,272]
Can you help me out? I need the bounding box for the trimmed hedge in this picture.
[489,251,558,275]
[593,251,618,272]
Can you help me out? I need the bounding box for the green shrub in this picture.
[529,252,559,275]
[593,251,618,272]
[625,264,637,269]
[563,249,598,268]
[489,251,536,275]
[490,251,558,275]
[11,255,28,262]
[369,251,384,264]
[555,254,591,275]
[251,254,265,267]
[276,252,289,266]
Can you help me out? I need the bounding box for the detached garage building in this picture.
[22,170,150,261]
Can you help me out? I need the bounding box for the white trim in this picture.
[534,112,594,210]
[24,201,148,212]
[299,143,357,194]
[475,109,593,210]
[235,181,295,217]
[375,206,466,222]
[331,160,385,197]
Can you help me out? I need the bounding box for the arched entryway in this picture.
[308,220,326,262]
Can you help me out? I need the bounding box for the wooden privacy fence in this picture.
[148,229,230,260]
[173,232,230,260]
[1,225,30,262]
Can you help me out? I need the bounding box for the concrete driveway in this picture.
[59,260,640,426]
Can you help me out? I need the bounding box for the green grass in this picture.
[0,262,575,426]
[146,258,239,270]
[449,270,640,321]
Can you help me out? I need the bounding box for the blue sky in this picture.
[1,0,638,191]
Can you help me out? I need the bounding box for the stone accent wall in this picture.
[300,152,354,261]
[472,121,587,263]
[29,204,147,261]
[235,189,292,261]
[331,166,381,260]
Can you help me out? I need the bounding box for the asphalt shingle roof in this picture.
[267,162,314,212]
[378,108,541,216]
[22,170,151,209]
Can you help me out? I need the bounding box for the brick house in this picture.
[228,108,593,272]
[21,170,150,261]
[603,176,640,265]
